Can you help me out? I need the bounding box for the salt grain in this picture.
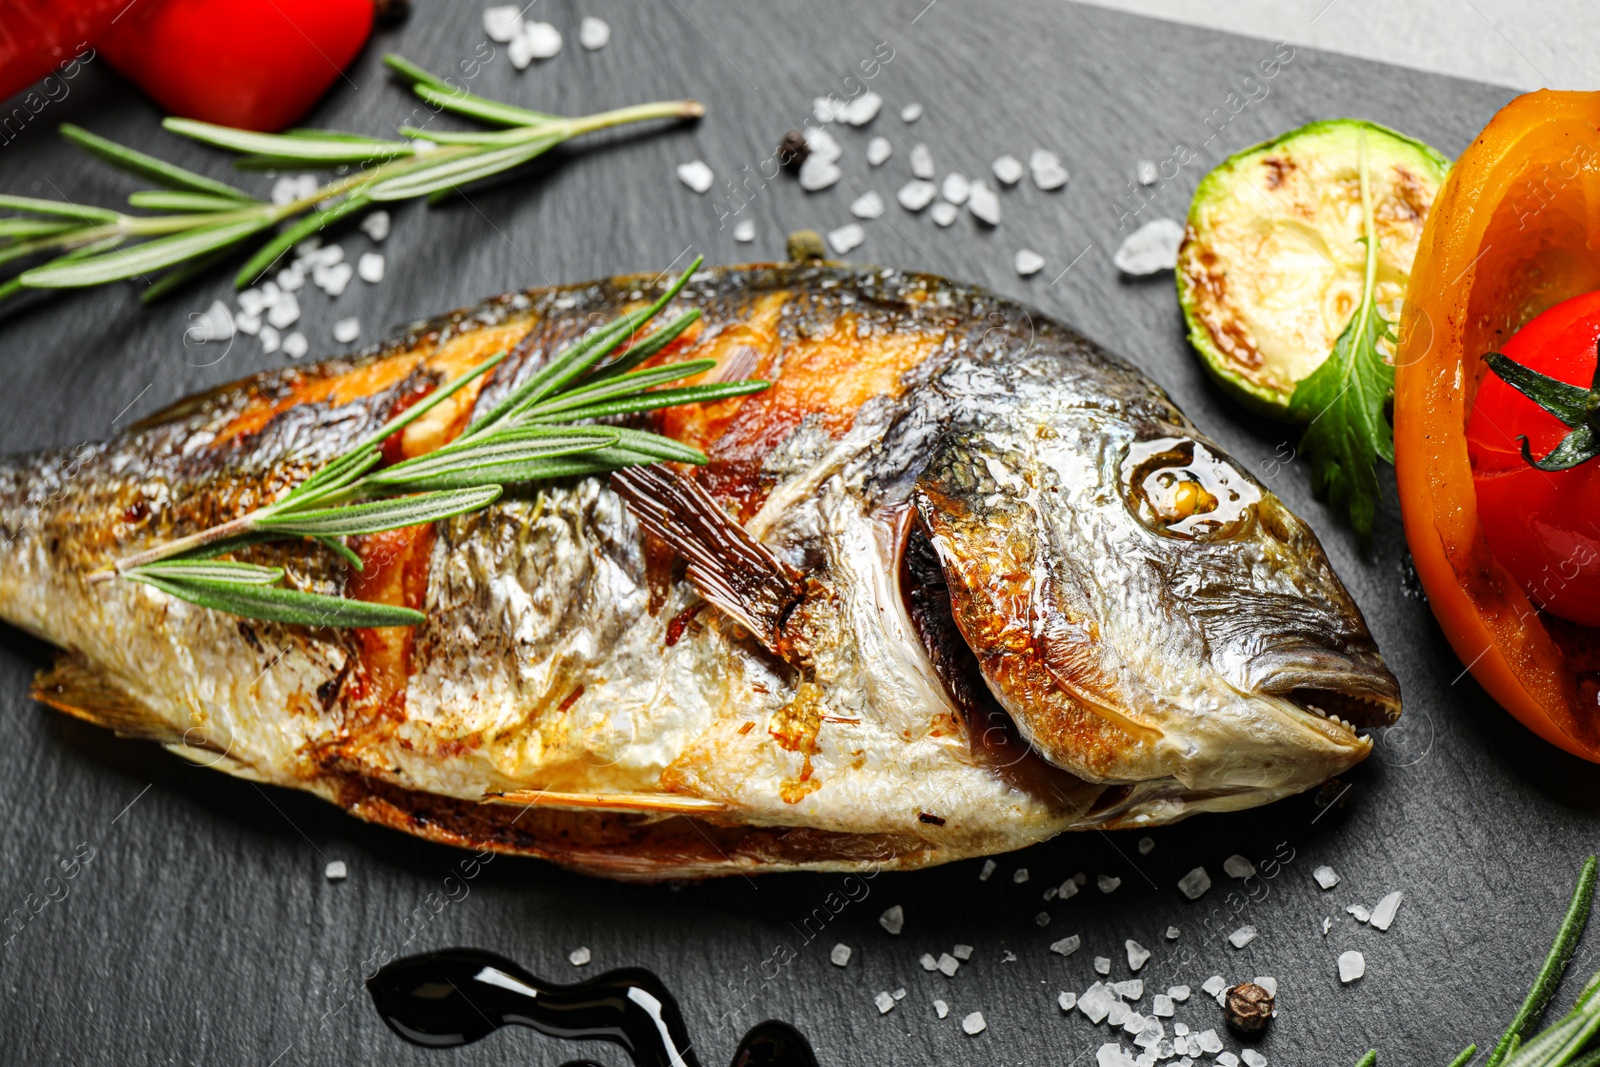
[676,161,714,194]
[1059,991,1077,1012]
[267,292,300,329]
[878,904,904,934]
[1314,865,1341,889]
[1060,880,1080,901]
[979,859,996,881]
[920,953,938,971]
[798,156,842,191]
[830,943,852,966]
[1107,1001,1130,1026]
[934,999,949,1018]
[1115,979,1144,1000]
[1050,935,1081,956]
[238,288,265,316]
[1138,837,1155,855]
[1094,956,1112,976]
[953,944,973,960]
[1347,904,1371,923]
[962,1011,986,1035]
[1152,994,1173,1017]
[315,261,354,297]
[1043,886,1058,901]
[1218,1053,1240,1067]
[937,952,959,977]
[1338,950,1365,983]
[1166,927,1181,941]
[992,155,1024,185]
[841,91,883,126]
[1013,868,1030,884]
[357,252,384,283]
[1079,983,1114,1024]
[276,267,304,292]
[930,202,958,227]
[1321,917,1333,936]
[1098,1043,1136,1067]
[1371,890,1403,931]
[333,317,360,343]
[361,210,390,242]
[967,180,1000,225]
[867,137,892,166]
[1168,985,1190,1002]
[1136,159,1159,185]
[850,192,885,219]
[813,96,846,124]
[733,219,755,242]
[805,127,842,163]
[235,310,261,336]
[508,33,536,69]
[483,5,522,42]
[900,102,923,123]
[910,143,935,180]
[1122,1011,1147,1035]
[569,946,591,966]
[324,860,347,881]
[941,173,970,206]
[1228,925,1257,949]
[270,176,298,206]
[1253,976,1277,997]
[1242,1051,1267,1067]
[1113,218,1184,275]
[523,21,562,59]
[1178,867,1211,899]
[579,16,610,50]
[1126,940,1150,971]
[897,180,937,211]
[1029,149,1069,190]
[1035,912,1051,927]
[282,331,308,359]
[1200,977,1226,998]
[875,991,895,1014]
[1224,855,1256,879]
[892,987,906,1000]
[1195,1029,1224,1054]
[187,300,234,343]
[259,326,280,353]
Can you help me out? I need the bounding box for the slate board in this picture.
[0,3,1592,1065]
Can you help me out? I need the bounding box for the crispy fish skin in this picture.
[0,264,1399,879]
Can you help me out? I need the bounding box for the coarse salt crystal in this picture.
[1195,1029,1224,1054]
[1200,976,1226,998]
[1098,874,1122,894]
[1122,1011,1147,1035]
[324,860,347,881]
[910,143,935,180]
[258,325,280,353]
[920,953,938,971]
[1253,976,1277,998]
[992,155,1024,185]
[812,95,846,124]
[1314,865,1341,889]
[879,904,904,934]
[1113,218,1184,275]
[1059,991,1077,1012]
[187,299,234,343]
[579,16,610,50]
[875,991,895,1014]
[1044,886,1058,901]
[1107,1001,1131,1026]
[892,988,906,1000]
[867,137,892,166]
[508,33,536,70]
[962,1011,986,1035]
[953,944,973,960]
[361,210,390,242]
[1035,912,1051,927]
[1165,926,1181,941]
[850,192,885,219]
[1242,1051,1267,1067]
[1167,985,1190,1002]
[1126,940,1150,971]
[1094,956,1112,975]
[1152,994,1173,1017]
[1079,983,1114,1024]
[732,219,755,242]
[1029,149,1069,190]
[1347,904,1371,923]
[314,262,353,297]
[1013,867,1030,884]
[900,102,923,122]
[314,243,344,266]
[1138,837,1155,855]
[1099,1042,1136,1067]
[1322,917,1333,936]
[897,180,937,211]
[676,161,714,194]
[1224,855,1256,879]
[1050,935,1081,956]
[1371,891,1403,931]
[1218,1053,1240,1067]
[483,5,522,42]
[235,310,261,336]
[1228,925,1257,949]
[569,946,591,966]
[1136,159,1158,185]
[1174,1022,1189,1036]
[979,859,996,881]
[841,91,883,126]
[357,252,384,283]
[798,156,841,191]
[930,201,958,227]
[827,223,865,254]
[267,292,300,329]
[523,21,562,59]
[830,943,852,966]
[937,952,959,977]
[1178,867,1211,899]
[804,126,842,162]
[333,317,360,343]
[934,999,949,1018]
[1338,950,1365,983]
[1115,980,1143,1000]
[270,176,298,206]
[238,288,265,316]
[276,267,304,292]
[282,331,308,359]
[941,173,970,206]
[1060,879,1080,901]
[967,180,1000,225]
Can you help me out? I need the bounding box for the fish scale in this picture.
[0,264,1399,879]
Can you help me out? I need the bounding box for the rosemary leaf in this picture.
[1448,1045,1479,1067]
[0,218,84,239]
[524,379,769,423]
[1488,857,1599,1067]
[588,309,702,381]
[130,571,424,628]
[314,534,364,571]
[0,193,119,222]
[364,427,622,491]
[58,124,254,201]
[524,358,718,417]
[234,195,371,287]
[384,54,559,127]
[163,118,411,166]
[257,485,502,537]
[128,190,257,213]
[127,560,284,584]
[607,427,708,464]
[21,216,273,288]
[1354,1053,1377,1067]
[363,135,561,201]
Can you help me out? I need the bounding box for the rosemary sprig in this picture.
[96,258,767,628]
[0,54,703,303]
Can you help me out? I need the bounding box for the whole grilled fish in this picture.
[0,264,1399,879]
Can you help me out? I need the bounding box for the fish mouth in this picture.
[1249,648,1402,735]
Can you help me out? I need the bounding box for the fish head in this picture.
[909,351,1400,807]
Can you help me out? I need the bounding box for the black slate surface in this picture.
[0,3,1593,1065]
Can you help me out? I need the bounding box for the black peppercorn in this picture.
[1223,982,1274,1034]
[786,229,826,263]
[778,130,811,171]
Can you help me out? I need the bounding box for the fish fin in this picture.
[31,655,182,745]
[609,464,801,653]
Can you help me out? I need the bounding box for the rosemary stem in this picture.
[89,512,258,581]
[1488,857,1599,1067]
[563,99,706,138]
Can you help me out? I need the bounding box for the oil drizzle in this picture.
[367,948,820,1067]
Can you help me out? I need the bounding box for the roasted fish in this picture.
[0,264,1399,879]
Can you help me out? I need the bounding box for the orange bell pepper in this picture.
[1395,90,1600,761]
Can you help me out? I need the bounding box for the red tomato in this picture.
[1466,288,1600,626]
[96,0,373,131]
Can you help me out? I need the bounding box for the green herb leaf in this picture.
[163,118,410,166]
[127,190,256,213]
[384,54,559,127]
[366,427,621,491]
[59,124,254,201]
[0,218,84,239]
[21,216,273,288]
[129,571,424,627]
[586,309,703,382]
[0,193,119,222]
[1286,130,1393,542]
[1487,856,1598,1067]
[258,485,502,537]
[363,135,561,201]
[525,379,770,424]
[127,559,285,584]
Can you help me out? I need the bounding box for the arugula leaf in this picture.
[1287,130,1394,542]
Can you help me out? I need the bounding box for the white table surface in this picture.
[1093,0,1598,90]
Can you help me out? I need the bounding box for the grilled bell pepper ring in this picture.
[1395,90,1600,761]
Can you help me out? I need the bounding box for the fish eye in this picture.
[1121,436,1261,540]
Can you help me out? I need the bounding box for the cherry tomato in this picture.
[96,0,373,131]
[1466,289,1600,626]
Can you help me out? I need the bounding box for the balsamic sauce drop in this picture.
[367,948,819,1067]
